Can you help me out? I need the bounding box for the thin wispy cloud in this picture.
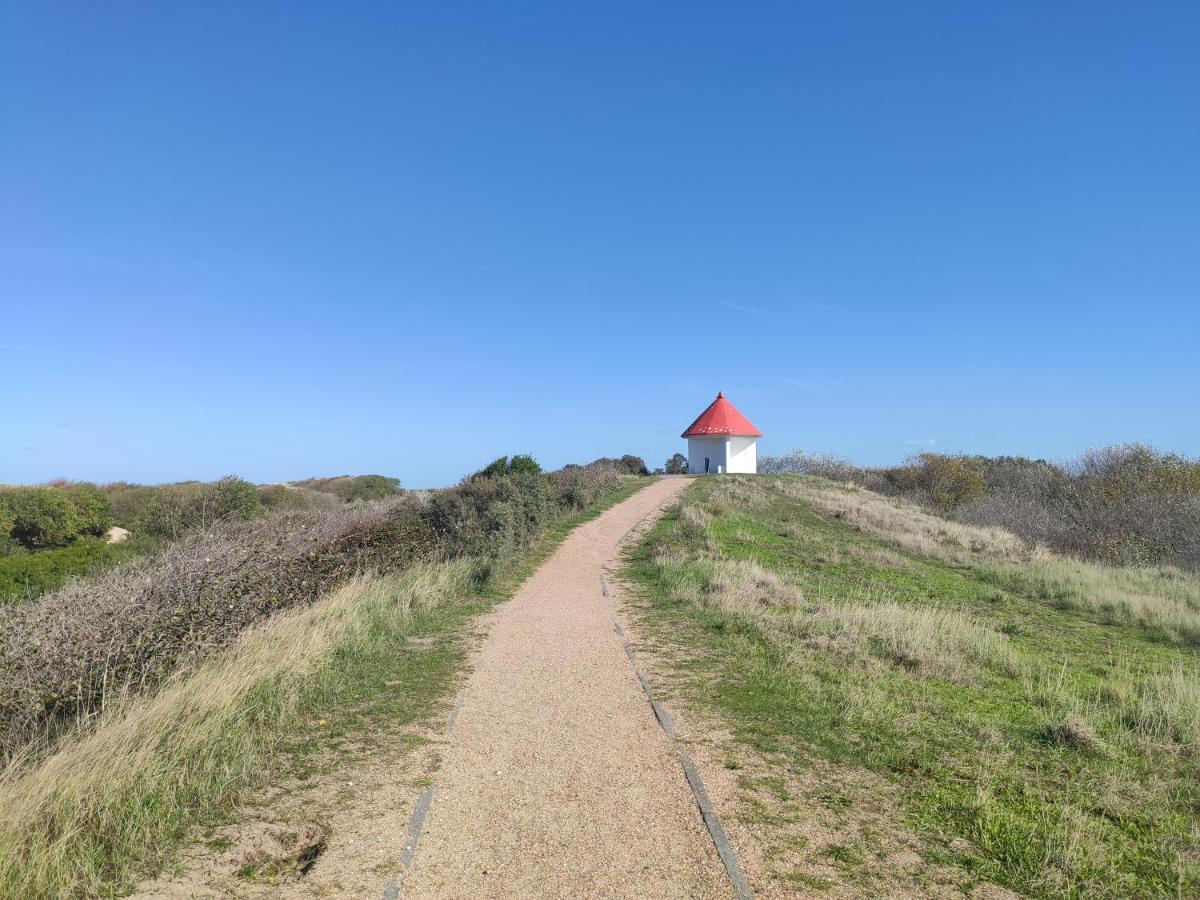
[717,300,763,313]
[902,438,939,447]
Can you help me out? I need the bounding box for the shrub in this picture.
[287,475,402,503]
[590,455,649,476]
[1,489,80,550]
[469,456,542,478]
[49,483,113,537]
[106,476,264,541]
[664,453,688,475]
[547,461,621,511]
[914,454,986,510]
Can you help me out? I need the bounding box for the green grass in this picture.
[0,538,149,604]
[625,475,1200,899]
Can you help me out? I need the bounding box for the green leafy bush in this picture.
[471,456,543,479]
[506,454,543,476]
[1,489,80,549]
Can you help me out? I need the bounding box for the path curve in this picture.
[403,477,732,898]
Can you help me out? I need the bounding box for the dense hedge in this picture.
[0,456,628,760]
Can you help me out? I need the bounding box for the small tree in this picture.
[664,453,688,475]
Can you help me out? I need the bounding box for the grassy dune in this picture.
[627,475,1200,898]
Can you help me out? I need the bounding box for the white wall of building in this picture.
[726,436,758,473]
[687,437,727,474]
[687,436,759,474]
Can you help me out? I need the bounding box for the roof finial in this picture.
[717,390,724,398]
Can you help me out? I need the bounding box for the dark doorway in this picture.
[704,457,710,473]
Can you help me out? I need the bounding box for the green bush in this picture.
[1,489,80,549]
[507,455,543,476]
[471,456,543,479]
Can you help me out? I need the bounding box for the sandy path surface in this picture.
[404,477,731,899]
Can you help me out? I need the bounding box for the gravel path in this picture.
[403,477,732,899]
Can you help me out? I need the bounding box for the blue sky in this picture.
[3,2,1198,487]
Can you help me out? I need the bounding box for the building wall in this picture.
[726,436,758,473]
[687,437,727,474]
[686,436,758,474]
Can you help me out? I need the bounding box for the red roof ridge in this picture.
[681,392,762,438]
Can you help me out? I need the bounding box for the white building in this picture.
[681,392,762,474]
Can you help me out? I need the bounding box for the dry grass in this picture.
[777,477,1029,562]
[0,561,473,898]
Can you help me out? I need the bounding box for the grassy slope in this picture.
[625,475,1199,899]
[0,476,651,899]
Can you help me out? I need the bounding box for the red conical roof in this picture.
[681,392,763,438]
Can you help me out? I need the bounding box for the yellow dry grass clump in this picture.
[0,560,473,898]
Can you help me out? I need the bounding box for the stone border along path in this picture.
[385,477,752,899]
